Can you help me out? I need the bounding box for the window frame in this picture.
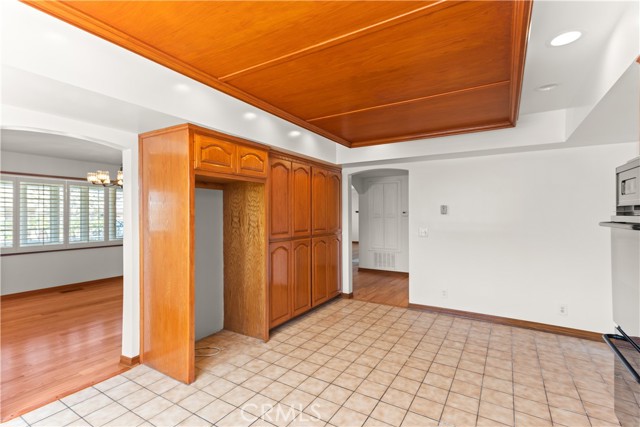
[0,173,123,255]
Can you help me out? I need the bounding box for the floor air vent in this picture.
[374,252,396,269]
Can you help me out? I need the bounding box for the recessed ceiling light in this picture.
[174,83,190,92]
[288,130,302,138]
[43,31,67,43]
[536,83,559,92]
[550,31,582,47]
[243,112,257,120]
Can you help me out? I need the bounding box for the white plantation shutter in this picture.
[69,184,105,243]
[1,173,124,254]
[109,187,124,240]
[0,180,14,248]
[19,181,64,247]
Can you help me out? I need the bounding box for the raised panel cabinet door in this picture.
[269,241,291,328]
[291,239,312,316]
[311,237,328,306]
[194,133,236,174]
[327,235,341,299]
[237,145,268,178]
[269,159,291,239]
[292,162,311,237]
[327,171,341,233]
[312,168,328,235]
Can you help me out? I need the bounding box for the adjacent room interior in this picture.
[0,130,126,420]
[350,170,409,308]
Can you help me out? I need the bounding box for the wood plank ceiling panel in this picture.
[226,1,513,120]
[22,0,532,148]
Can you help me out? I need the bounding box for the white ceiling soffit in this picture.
[566,62,640,146]
[520,0,635,115]
[2,66,185,135]
[0,129,123,164]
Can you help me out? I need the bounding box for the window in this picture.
[0,174,123,254]
[69,184,105,243]
[0,180,13,248]
[109,187,124,241]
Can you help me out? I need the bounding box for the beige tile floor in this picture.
[2,299,623,427]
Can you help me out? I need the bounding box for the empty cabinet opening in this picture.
[195,181,268,343]
[194,188,224,341]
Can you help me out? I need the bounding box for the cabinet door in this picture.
[327,171,341,233]
[291,239,312,316]
[238,145,268,178]
[327,235,341,299]
[311,237,328,306]
[292,162,311,237]
[194,133,236,174]
[269,241,291,328]
[269,159,291,240]
[312,168,328,235]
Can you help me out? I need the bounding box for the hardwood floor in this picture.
[352,242,409,307]
[1,278,127,422]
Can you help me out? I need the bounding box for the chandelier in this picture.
[87,165,123,187]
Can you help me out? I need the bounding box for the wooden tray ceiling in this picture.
[24,1,532,148]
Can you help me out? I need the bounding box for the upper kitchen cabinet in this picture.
[312,167,341,235]
[194,131,267,179]
[269,158,292,240]
[292,162,311,238]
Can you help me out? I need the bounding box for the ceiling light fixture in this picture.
[288,130,302,138]
[243,112,257,120]
[174,83,190,92]
[550,31,582,47]
[87,165,123,187]
[536,83,559,92]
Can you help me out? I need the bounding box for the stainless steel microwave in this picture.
[617,157,640,216]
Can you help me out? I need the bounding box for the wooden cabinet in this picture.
[312,167,341,235]
[292,239,311,316]
[195,132,267,178]
[269,241,291,328]
[312,168,328,235]
[194,134,236,174]
[327,234,341,299]
[269,159,292,240]
[268,238,311,327]
[238,145,268,177]
[327,171,341,233]
[311,237,328,306]
[268,154,341,325]
[311,235,341,307]
[292,162,311,237]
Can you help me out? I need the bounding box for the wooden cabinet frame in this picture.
[140,124,341,384]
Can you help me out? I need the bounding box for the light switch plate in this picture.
[418,227,428,237]
[440,205,448,215]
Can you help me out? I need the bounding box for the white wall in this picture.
[343,142,638,333]
[351,187,359,242]
[0,151,123,295]
[194,189,224,340]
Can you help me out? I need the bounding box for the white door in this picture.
[366,179,400,270]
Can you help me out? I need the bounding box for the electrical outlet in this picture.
[440,205,448,215]
[558,304,568,316]
[441,290,448,298]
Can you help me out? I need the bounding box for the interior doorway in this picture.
[350,169,409,307]
[0,129,126,421]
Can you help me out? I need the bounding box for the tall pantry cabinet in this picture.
[268,153,342,328]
